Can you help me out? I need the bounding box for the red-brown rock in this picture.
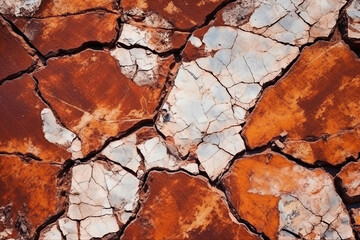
[0,155,63,239]
[122,171,259,240]
[34,50,172,156]
[243,41,360,165]
[121,0,224,30]
[222,152,353,239]
[336,160,360,202]
[34,0,117,17]
[13,11,118,56]
[0,74,72,162]
[0,18,36,80]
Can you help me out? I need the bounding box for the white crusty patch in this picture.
[41,108,83,159]
[347,0,360,39]
[248,165,354,239]
[118,23,175,53]
[111,47,160,86]
[137,136,199,174]
[0,0,42,16]
[237,0,346,46]
[157,26,298,180]
[102,134,142,173]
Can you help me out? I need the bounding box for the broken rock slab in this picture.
[221,152,354,239]
[243,41,360,166]
[121,171,260,240]
[0,74,73,163]
[34,49,172,156]
[12,11,119,56]
[0,155,65,239]
[0,17,37,81]
[336,160,360,202]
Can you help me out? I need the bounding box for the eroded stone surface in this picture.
[117,23,189,53]
[347,0,360,39]
[336,160,360,202]
[237,0,346,46]
[0,155,63,239]
[222,152,354,239]
[243,41,360,165]
[13,11,118,56]
[0,75,72,162]
[157,23,298,180]
[102,127,198,176]
[122,171,259,240]
[121,0,225,30]
[111,46,173,86]
[0,0,42,16]
[34,0,117,17]
[34,50,171,156]
[66,161,139,239]
[0,18,36,80]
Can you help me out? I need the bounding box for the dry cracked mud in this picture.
[1,0,360,239]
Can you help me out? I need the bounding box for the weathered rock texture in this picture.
[243,41,360,166]
[1,0,359,239]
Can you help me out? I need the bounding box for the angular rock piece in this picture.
[122,171,259,240]
[0,18,36,80]
[0,155,63,239]
[121,0,225,30]
[117,23,189,53]
[336,160,360,202]
[243,41,360,165]
[222,152,354,239]
[67,161,140,239]
[0,74,72,162]
[34,0,117,17]
[34,50,171,156]
[13,11,118,56]
[347,0,360,39]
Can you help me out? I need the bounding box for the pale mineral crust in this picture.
[1,0,359,239]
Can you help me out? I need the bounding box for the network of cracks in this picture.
[1,0,360,239]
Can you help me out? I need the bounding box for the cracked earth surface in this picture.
[1,0,360,239]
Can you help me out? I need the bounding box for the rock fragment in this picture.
[117,23,189,53]
[0,75,72,162]
[12,12,119,56]
[122,171,260,240]
[0,18,37,80]
[121,0,225,30]
[0,155,64,239]
[0,0,42,16]
[243,41,360,165]
[66,161,140,239]
[222,152,354,239]
[34,50,171,156]
[347,0,360,39]
[336,160,360,202]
